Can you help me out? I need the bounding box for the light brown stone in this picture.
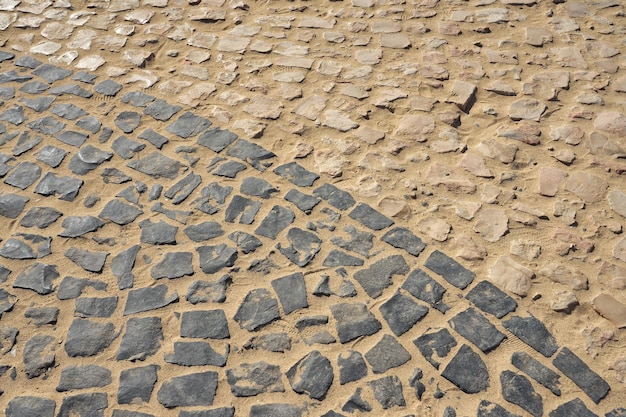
[426,162,476,194]
[551,290,578,314]
[394,115,435,142]
[378,197,411,219]
[564,171,608,203]
[474,208,508,242]
[593,294,626,328]
[510,239,541,261]
[458,153,493,178]
[537,264,588,290]
[418,217,451,242]
[454,234,487,261]
[477,140,518,164]
[538,167,567,197]
[489,255,534,297]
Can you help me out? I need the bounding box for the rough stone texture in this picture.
[234,289,281,331]
[448,308,506,352]
[157,372,218,408]
[511,351,561,396]
[364,334,412,373]
[500,370,543,417]
[287,350,334,400]
[553,347,610,404]
[226,362,284,397]
[503,315,559,357]
[441,344,490,393]
[331,303,382,343]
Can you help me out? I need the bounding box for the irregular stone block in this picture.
[365,334,411,373]
[553,347,610,404]
[441,344,490,393]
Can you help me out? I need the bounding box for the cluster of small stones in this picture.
[0,51,623,416]
[0,0,625,415]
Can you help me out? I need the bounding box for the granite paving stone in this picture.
[64,247,108,273]
[271,272,308,315]
[224,195,261,224]
[94,79,122,96]
[24,306,58,325]
[234,288,281,331]
[368,375,406,409]
[164,341,229,367]
[57,393,107,417]
[4,161,40,189]
[287,350,334,400]
[502,314,559,357]
[12,132,42,156]
[36,145,66,168]
[180,310,230,339]
[549,398,598,417]
[151,252,194,279]
[243,332,291,353]
[32,64,72,83]
[58,215,104,237]
[74,297,118,318]
[353,254,409,298]
[51,103,87,120]
[197,127,238,153]
[226,362,284,396]
[123,285,178,315]
[553,347,610,404]
[424,249,475,289]
[121,91,155,107]
[441,344,490,394]
[240,177,278,199]
[117,365,159,404]
[249,404,301,417]
[116,317,163,360]
[379,292,429,336]
[56,365,112,391]
[414,328,457,369]
[111,245,140,289]
[139,219,178,245]
[365,334,412,373]
[338,350,367,384]
[13,263,58,295]
[186,275,232,304]
[342,388,372,413]
[511,351,561,395]
[0,233,51,259]
[448,307,506,352]
[64,318,118,357]
[57,276,107,300]
[408,368,426,400]
[228,231,262,253]
[255,205,295,238]
[197,244,238,274]
[114,111,141,133]
[157,371,218,408]
[331,302,382,343]
[143,99,182,122]
[277,227,322,267]
[184,221,224,242]
[68,145,113,175]
[477,400,522,417]
[226,139,276,171]
[0,105,26,125]
[34,172,83,201]
[76,116,101,133]
[500,370,543,417]
[179,409,235,417]
[606,409,626,417]
[0,193,28,219]
[6,396,56,417]
[48,84,93,98]
[212,160,247,178]
[381,227,426,257]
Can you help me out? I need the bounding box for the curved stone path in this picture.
[0,51,623,417]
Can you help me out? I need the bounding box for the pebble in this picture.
[551,290,578,314]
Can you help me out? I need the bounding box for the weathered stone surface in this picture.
[151,252,194,279]
[402,268,449,313]
[549,398,598,417]
[111,245,140,289]
[166,111,212,138]
[4,162,40,189]
[240,177,278,200]
[489,256,534,297]
[277,227,322,267]
[118,365,159,404]
[553,347,610,404]
[322,249,364,267]
[157,372,218,408]
[127,152,184,179]
[24,306,58,325]
[503,315,558,357]
[123,285,178,315]
[139,219,178,245]
[449,307,506,352]
[165,341,229,367]
[500,370,543,417]
[116,317,163,360]
[0,234,51,259]
[181,310,229,339]
[197,244,238,274]
[57,277,106,300]
[274,162,319,187]
[425,250,475,289]
[338,350,367,384]
[65,247,108,273]
[365,334,411,373]
[23,334,56,378]
[68,145,113,175]
[512,351,561,396]
[75,297,118,318]
[381,227,426,257]
[271,272,308,315]
[330,226,373,258]
[234,288,280,331]
[466,280,517,318]
[287,350,334,400]
[348,203,394,230]
[64,318,117,357]
[368,375,405,409]
[143,99,181,122]
[427,162,477,193]
[477,400,521,417]
[13,263,58,295]
[0,193,28,219]
[284,189,320,214]
[380,292,428,336]
[441,344,490,393]
[6,396,56,417]
[594,111,626,137]
[56,365,112,391]
[249,404,301,417]
[413,328,457,369]
[474,208,508,242]
[331,302,382,343]
[227,139,276,171]
[353,255,409,298]
[564,172,608,203]
[57,393,107,417]
[244,332,291,353]
[313,183,356,210]
[226,362,284,396]
[34,172,83,201]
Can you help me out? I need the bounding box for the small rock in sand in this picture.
[489,256,534,297]
[418,217,451,242]
[473,208,508,242]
